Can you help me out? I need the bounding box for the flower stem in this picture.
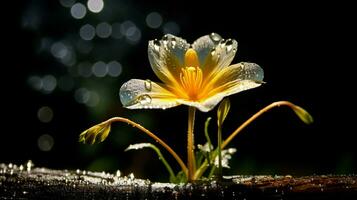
[106,117,188,176]
[195,101,307,179]
[222,101,299,148]
[187,106,196,182]
[217,126,222,179]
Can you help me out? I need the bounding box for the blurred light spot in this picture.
[92,61,107,77]
[42,75,57,93]
[51,42,68,59]
[120,20,135,35]
[96,22,112,38]
[28,76,43,91]
[58,75,74,91]
[76,39,93,54]
[111,22,122,39]
[37,134,54,151]
[78,62,92,77]
[107,61,122,77]
[75,88,90,103]
[126,27,141,44]
[37,106,53,123]
[70,3,87,19]
[87,0,104,13]
[79,24,95,40]
[163,21,180,35]
[146,12,163,29]
[86,91,100,107]
[59,0,75,7]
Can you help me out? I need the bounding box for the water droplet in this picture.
[116,170,121,177]
[210,33,222,42]
[210,49,216,56]
[8,163,13,168]
[26,160,34,172]
[22,191,28,195]
[144,79,152,91]
[138,95,152,105]
[76,169,81,174]
[153,39,160,52]
[171,39,177,48]
[129,173,135,179]
[19,165,24,171]
[225,39,234,52]
[162,35,169,47]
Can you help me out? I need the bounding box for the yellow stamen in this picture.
[185,48,200,67]
[180,66,203,100]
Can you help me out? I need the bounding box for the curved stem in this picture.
[222,101,296,148]
[195,101,299,179]
[148,144,176,182]
[106,117,188,176]
[187,107,196,182]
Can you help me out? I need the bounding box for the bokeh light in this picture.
[37,106,54,123]
[79,24,95,41]
[87,0,104,13]
[37,134,54,152]
[70,3,87,19]
[146,12,163,29]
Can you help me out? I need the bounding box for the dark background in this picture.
[2,0,355,182]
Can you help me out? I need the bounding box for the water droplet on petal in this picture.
[153,39,160,52]
[144,79,152,91]
[225,39,234,52]
[210,49,216,56]
[138,94,152,105]
[210,33,222,42]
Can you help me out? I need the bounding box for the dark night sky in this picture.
[1,1,355,181]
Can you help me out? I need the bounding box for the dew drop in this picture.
[26,160,34,172]
[19,165,24,171]
[171,40,177,48]
[138,95,152,105]
[210,49,216,56]
[153,39,161,52]
[226,39,234,52]
[144,79,152,91]
[116,170,121,177]
[210,33,222,42]
[129,173,135,180]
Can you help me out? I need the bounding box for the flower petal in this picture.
[148,34,190,84]
[179,62,264,112]
[120,79,180,109]
[192,33,238,76]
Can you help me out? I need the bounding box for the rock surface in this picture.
[1,162,357,199]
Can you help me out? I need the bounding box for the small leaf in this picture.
[79,122,111,144]
[291,105,314,124]
[217,98,231,127]
[125,143,177,182]
[125,143,152,151]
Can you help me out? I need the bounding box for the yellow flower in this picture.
[120,33,264,112]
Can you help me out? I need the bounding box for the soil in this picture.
[1,162,356,199]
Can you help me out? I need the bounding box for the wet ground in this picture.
[1,162,357,199]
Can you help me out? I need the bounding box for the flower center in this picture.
[179,49,203,100]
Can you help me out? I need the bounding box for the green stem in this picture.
[187,107,196,182]
[217,126,222,178]
[148,144,176,182]
[106,117,188,176]
[204,117,213,150]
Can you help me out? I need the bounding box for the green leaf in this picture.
[79,122,111,144]
[291,105,314,124]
